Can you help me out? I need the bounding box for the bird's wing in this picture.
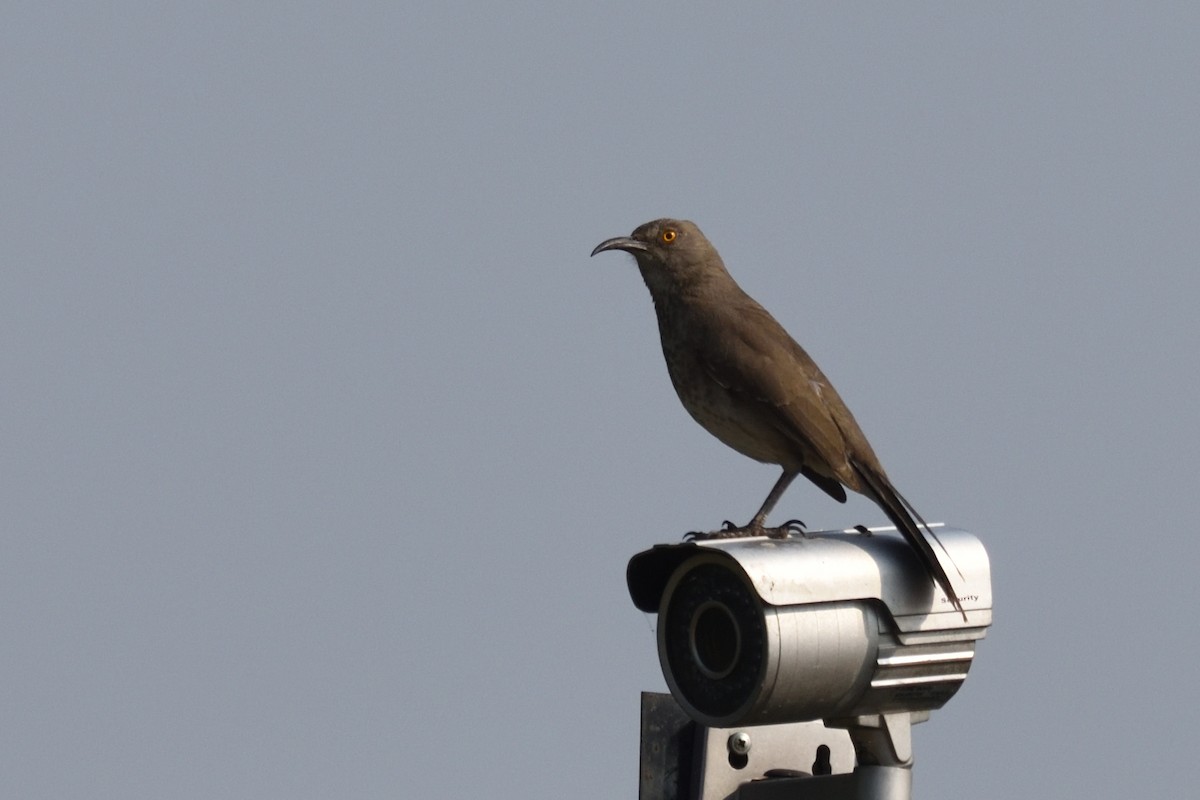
[691,298,871,487]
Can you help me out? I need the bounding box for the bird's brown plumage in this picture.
[591,217,965,617]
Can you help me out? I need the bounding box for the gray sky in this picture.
[4,3,1199,798]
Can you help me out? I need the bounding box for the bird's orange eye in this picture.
[661,229,677,244]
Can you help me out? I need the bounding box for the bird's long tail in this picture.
[851,462,966,620]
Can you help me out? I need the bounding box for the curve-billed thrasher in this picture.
[591,218,963,617]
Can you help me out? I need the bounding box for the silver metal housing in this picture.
[627,526,992,728]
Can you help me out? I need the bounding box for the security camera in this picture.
[627,526,991,730]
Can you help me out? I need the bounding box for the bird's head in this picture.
[590,218,727,297]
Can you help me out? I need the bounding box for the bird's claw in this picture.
[685,521,760,541]
[765,519,807,539]
[684,518,807,541]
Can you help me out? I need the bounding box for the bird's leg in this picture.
[686,469,803,540]
[747,469,799,535]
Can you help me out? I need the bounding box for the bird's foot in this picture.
[770,519,809,539]
[684,520,753,541]
[853,524,873,536]
[684,518,806,541]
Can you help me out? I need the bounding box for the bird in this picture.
[591,218,964,617]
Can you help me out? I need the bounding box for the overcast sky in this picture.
[4,4,1199,799]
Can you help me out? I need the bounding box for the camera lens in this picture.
[661,561,765,719]
[690,601,740,679]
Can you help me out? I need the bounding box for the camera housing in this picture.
[627,526,991,729]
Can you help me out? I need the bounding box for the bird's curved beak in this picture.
[591,236,648,257]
